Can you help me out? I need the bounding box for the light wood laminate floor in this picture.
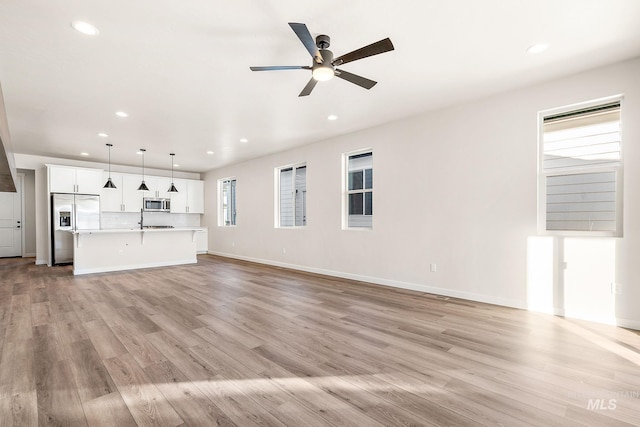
[1,255,639,426]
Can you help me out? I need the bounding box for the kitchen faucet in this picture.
[138,208,144,229]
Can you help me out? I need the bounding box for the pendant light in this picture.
[103,143,117,189]
[168,153,178,192]
[137,148,150,191]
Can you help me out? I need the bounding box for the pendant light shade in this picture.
[137,148,149,191]
[104,177,117,189]
[103,143,117,189]
[168,153,178,193]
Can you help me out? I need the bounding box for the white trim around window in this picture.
[275,162,307,228]
[218,177,237,227]
[537,95,623,237]
[343,149,373,230]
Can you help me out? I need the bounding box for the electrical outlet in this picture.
[611,282,622,295]
[231,242,235,247]
[430,263,437,273]
[282,247,286,254]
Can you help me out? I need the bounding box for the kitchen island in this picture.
[71,227,205,275]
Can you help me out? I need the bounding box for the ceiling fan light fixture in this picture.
[312,66,335,81]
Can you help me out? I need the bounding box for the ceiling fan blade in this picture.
[332,38,394,66]
[335,69,377,89]
[289,22,323,64]
[250,66,310,71]
[299,78,318,97]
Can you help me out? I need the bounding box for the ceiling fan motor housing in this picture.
[316,34,330,49]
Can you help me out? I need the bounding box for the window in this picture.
[278,164,306,227]
[539,99,622,236]
[219,178,237,226]
[346,151,373,228]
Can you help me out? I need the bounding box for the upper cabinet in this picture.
[100,172,203,214]
[143,176,173,199]
[122,174,145,212]
[100,172,146,212]
[187,180,204,213]
[170,179,204,214]
[48,165,103,194]
[100,172,124,212]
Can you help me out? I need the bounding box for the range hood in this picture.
[0,81,17,193]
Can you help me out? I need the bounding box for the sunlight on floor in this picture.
[154,373,446,402]
[558,320,640,367]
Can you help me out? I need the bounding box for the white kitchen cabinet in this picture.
[49,165,103,194]
[142,176,173,199]
[100,172,124,212]
[101,173,145,212]
[122,174,145,212]
[187,180,204,213]
[170,179,204,214]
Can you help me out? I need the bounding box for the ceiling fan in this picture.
[250,23,394,97]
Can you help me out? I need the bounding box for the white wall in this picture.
[204,57,640,329]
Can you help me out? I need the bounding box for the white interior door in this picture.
[0,177,22,257]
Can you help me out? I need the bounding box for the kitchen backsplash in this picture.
[101,212,201,229]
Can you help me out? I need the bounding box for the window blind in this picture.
[542,102,621,234]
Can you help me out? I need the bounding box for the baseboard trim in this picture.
[615,317,640,330]
[207,251,639,330]
[207,251,527,310]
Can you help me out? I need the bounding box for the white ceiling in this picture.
[1,0,640,173]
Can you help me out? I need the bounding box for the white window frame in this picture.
[218,177,237,227]
[275,162,307,228]
[537,95,623,237]
[343,149,373,230]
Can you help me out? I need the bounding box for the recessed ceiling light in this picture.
[327,114,338,121]
[240,138,248,143]
[71,21,99,36]
[98,132,108,137]
[206,151,214,155]
[526,43,550,54]
[80,152,90,156]
[173,164,180,168]
[115,111,128,118]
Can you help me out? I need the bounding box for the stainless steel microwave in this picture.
[143,198,171,212]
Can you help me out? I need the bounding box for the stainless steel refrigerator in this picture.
[51,193,100,265]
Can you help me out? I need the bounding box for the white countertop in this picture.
[72,227,206,234]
